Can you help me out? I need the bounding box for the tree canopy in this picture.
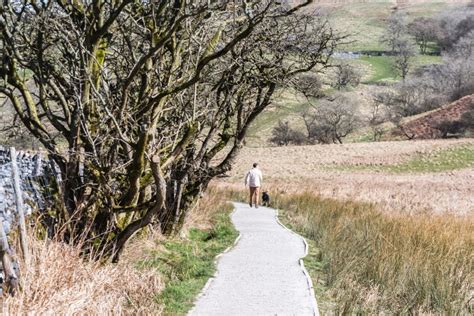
[0,0,341,260]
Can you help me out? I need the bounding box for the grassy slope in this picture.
[358,55,443,83]
[246,89,310,146]
[245,2,459,146]
[332,1,450,52]
[137,202,238,315]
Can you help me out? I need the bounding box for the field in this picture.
[326,1,454,52]
[218,139,474,214]
[219,138,474,313]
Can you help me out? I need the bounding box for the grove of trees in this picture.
[303,93,361,144]
[0,0,343,261]
[380,7,474,130]
[269,120,306,146]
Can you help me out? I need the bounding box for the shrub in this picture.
[435,120,466,138]
[269,121,306,146]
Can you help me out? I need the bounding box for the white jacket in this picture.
[245,168,263,187]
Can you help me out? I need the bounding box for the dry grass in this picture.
[2,237,163,314]
[221,139,474,214]
[275,193,474,314]
[224,188,474,314]
[184,187,233,231]
[1,188,233,314]
[220,138,474,313]
[231,139,474,169]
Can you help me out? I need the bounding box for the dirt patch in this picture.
[398,94,474,139]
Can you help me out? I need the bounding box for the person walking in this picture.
[245,163,263,208]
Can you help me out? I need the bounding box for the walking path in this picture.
[189,202,318,316]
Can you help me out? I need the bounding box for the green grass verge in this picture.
[359,56,397,83]
[333,144,474,173]
[137,205,238,315]
[388,144,474,173]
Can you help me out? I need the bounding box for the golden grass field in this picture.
[220,138,474,313]
[218,139,474,214]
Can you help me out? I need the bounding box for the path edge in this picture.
[275,209,320,316]
[188,203,242,314]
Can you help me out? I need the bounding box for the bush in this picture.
[435,120,466,138]
[269,121,307,146]
[332,63,361,90]
[303,93,361,144]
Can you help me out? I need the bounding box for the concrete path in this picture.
[189,202,318,316]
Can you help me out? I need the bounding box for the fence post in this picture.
[33,153,42,177]
[0,219,18,293]
[10,147,30,266]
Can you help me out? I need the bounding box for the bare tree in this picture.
[332,62,361,90]
[385,80,435,118]
[436,9,474,52]
[269,120,306,146]
[419,31,474,101]
[0,1,341,260]
[407,17,440,54]
[293,73,324,98]
[303,93,361,144]
[393,38,417,81]
[380,12,408,53]
[368,92,389,141]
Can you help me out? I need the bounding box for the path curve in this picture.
[189,202,319,316]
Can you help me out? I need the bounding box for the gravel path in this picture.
[189,202,318,316]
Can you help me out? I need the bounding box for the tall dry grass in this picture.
[277,193,473,314]
[226,189,473,314]
[184,186,234,231]
[1,187,232,314]
[2,235,163,314]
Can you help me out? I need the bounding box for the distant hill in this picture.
[398,94,474,139]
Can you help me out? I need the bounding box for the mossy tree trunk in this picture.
[0,0,340,261]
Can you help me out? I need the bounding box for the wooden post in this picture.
[10,147,30,266]
[0,219,18,293]
[33,153,42,177]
